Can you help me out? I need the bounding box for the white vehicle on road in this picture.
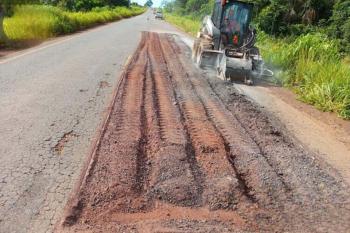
[155,11,164,20]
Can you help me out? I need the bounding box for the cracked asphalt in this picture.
[0,11,189,233]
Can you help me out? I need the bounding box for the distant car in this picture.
[155,12,164,20]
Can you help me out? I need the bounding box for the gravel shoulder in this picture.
[234,83,350,184]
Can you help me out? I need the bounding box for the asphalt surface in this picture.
[0,11,189,233]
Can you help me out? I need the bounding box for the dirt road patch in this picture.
[56,32,350,233]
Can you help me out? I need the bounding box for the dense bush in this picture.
[328,0,350,53]
[46,0,129,11]
[256,2,289,35]
[252,0,334,34]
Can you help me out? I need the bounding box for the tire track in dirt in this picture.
[56,32,350,233]
[146,32,201,206]
[166,34,350,231]
[161,35,289,206]
[159,35,248,210]
[58,32,246,233]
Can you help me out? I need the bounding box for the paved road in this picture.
[0,11,189,233]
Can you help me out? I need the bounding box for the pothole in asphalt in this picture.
[53,131,79,155]
[99,81,110,89]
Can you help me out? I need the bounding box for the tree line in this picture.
[1,0,130,13]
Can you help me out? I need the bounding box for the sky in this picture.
[131,0,164,8]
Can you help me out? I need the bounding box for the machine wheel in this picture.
[196,45,204,68]
[217,56,229,81]
[246,79,254,85]
[244,74,254,86]
[218,67,228,81]
[192,38,200,62]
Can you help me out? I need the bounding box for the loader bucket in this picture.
[197,49,223,69]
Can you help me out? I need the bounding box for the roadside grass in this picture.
[165,13,350,119]
[295,58,350,119]
[258,33,350,119]
[3,5,145,41]
[164,13,200,36]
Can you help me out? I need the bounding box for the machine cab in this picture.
[212,0,253,47]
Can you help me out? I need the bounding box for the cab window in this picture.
[211,2,222,28]
[221,2,252,45]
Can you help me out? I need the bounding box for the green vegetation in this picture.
[163,0,214,18]
[163,0,350,119]
[164,13,199,36]
[3,5,144,41]
[259,33,350,119]
[0,0,144,46]
[35,0,130,12]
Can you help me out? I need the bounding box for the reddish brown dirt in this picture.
[56,32,350,233]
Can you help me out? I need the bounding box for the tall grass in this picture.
[3,5,145,41]
[164,13,200,36]
[258,33,350,119]
[295,57,350,118]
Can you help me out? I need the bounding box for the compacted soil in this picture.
[56,32,350,233]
